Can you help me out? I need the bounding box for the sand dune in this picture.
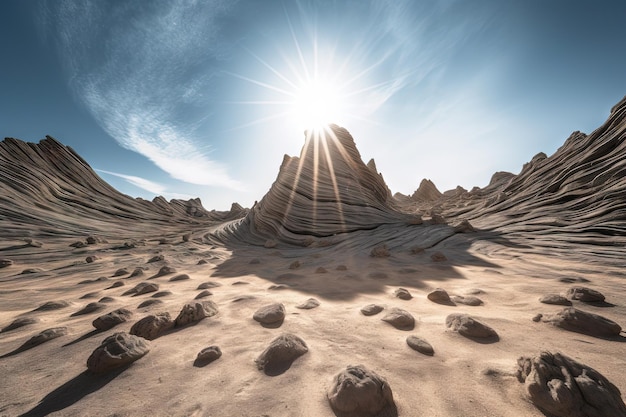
[1,97,626,416]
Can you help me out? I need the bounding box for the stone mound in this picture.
[540,307,621,338]
[1,317,39,332]
[393,288,412,300]
[406,336,434,356]
[87,332,150,374]
[71,302,106,316]
[130,312,174,340]
[517,351,626,417]
[566,287,606,302]
[15,327,68,352]
[255,333,308,376]
[194,346,222,367]
[122,282,159,296]
[446,313,498,340]
[253,303,286,326]
[296,298,320,309]
[361,304,384,316]
[195,290,212,299]
[175,301,218,327]
[452,295,483,306]
[381,308,415,330]
[92,308,133,331]
[33,300,70,311]
[539,294,572,306]
[327,364,396,417]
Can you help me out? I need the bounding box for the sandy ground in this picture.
[0,231,625,417]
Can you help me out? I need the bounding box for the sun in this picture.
[292,79,344,131]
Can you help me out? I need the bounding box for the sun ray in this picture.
[224,71,295,98]
[318,129,346,232]
[283,4,311,83]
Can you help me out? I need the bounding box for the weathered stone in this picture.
[17,327,67,351]
[1,317,39,332]
[197,281,221,290]
[151,290,172,298]
[370,245,390,258]
[327,365,396,417]
[85,255,98,263]
[122,282,159,296]
[175,301,218,327]
[253,303,286,325]
[289,260,301,269]
[406,335,434,356]
[255,333,308,375]
[393,288,412,300]
[381,308,415,330]
[107,281,124,289]
[92,308,133,331]
[169,273,190,282]
[296,298,320,309]
[87,332,150,374]
[130,312,174,340]
[0,259,13,268]
[195,290,212,299]
[137,299,163,308]
[71,302,105,316]
[566,287,606,302]
[194,346,222,366]
[147,255,165,263]
[452,295,483,306]
[360,304,384,316]
[539,294,572,306]
[427,288,452,304]
[430,251,447,262]
[112,268,129,277]
[446,313,498,339]
[34,300,70,311]
[129,267,145,278]
[541,307,621,337]
[517,351,626,417]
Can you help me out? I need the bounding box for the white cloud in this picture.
[96,169,167,195]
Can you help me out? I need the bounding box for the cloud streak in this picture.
[42,0,243,191]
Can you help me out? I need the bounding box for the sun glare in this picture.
[292,79,343,131]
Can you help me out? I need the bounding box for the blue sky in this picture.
[1,0,625,210]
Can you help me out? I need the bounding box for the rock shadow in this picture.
[62,329,102,347]
[18,368,128,417]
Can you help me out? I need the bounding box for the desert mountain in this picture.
[0,136,245,238]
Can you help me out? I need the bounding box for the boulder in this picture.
[253,303,286,325]
[175,301,218,327]
[381,308,415,330]
[393,288,412,300]
[86,332,150,374]
[446,313,498,340]
[194,346,222,366]
[540,307,621,338]
[566,287,606,302]
[427,288,452,304]
[360,304,384,316]
[539,294,572,306]
[255,333,308,375]
[406,335,434,356]
[122,282,159,296]
[92,308,133,331]
[517,351,626,417]
[327,365,396,417]
[130,312,174,340]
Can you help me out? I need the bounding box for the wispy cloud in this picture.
[42,0,243,191]
[96,169,166,195]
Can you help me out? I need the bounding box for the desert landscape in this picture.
[1,96,626,417]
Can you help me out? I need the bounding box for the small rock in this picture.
[175,301,218,327]
[336,265,347,271]
[98,296,115,303]
[296,298,320,309]
[255,333,308,375]
[137,299,163,308]
[147,255,165,263]
[315,267,328,274]
[129,268,145,278]
[430,252,447,262]
[85,256,98,263]
[151,290,172,298]
[264,240,277,248]
[0,259,13,268]
[122,282,159,296]
[427,288,452,304]
[1,317,39,333]
[21,268,44,274]
[182,233,191,242]
[566,287,606,302]
[16,327,68,351]
[370,245,390,258]
[452,295,483,306]
[112,268,129,277]
[155,266,176,277]
[197,281,221,289]
[86,235,99,245]
[107,281,124,289]
[197,259,209,265]
[410,246,424,254]
[24,239,43,248]
[327,365,396,417]
[71,302,105,316]
[517,351,626,417]
[268,284,290,290]
[130,312,174,340]
[169,273,190,282]
[532,314,543,322]
[194,346,222,366]
[70,241,87,248]
[360,304,384,316]
[446,313,498,340]
[540,307,621,337]
[539,294,572,306]
[86,332,150,374]
[289,261,301,269]
[34,301,70,311]
[249,258,261,264]
[195,290,212,299]
[253,303,286,325]
[92,308,133,331]
[381,308,415,330]
[393,288,412,300]
[406,336,434,356]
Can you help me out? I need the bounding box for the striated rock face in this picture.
[224,125,412,245]
[410,179,442,202]
[0,136,246,237]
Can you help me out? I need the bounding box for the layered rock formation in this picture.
[224,125,415,245]
[0,136,245,237]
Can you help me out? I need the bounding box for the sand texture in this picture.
[1,98,626,416]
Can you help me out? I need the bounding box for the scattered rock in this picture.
[559,277,590,284]
[289,261,301,269]
[368,272,388,280]
[268,284,290,290]
[452,295,483,306]
[232,281,249,286]
[427,288,453,304]
[107,281,124,289]
[410,246,424,254]
[71,302,105,316]
[197,259,209,265]
[517,351,626,417]
[182,233,191,242]
[86,235,99,245]
[264,239,277,249]
[539,294,572,306]
[316,267,328,274]
[122,282,159,296]
[1,317,39,333]
[98,296,116,303]
[130,312,174,340]
[151,290,172,298]
[175,301,218,327]
[195,290,212,299]
[0,259,13,268]
[85,255,98,263]
[406,336,434,356]
[169,273,190,282]
[129,268,145,278]
[255,333,308,375]
[34,300,70,312]
[92,308,133,331]
[194,346,222,367]
[296,298,320,309]
[381,308,415,330]
[249,258,261,264]
[253,303,286,326]
[446,313,498,340]
[430,252,447,262]
[112,268,129,277]
[393,288,412,300]
[197,281,221,289]
[86,332,150,374]
[336,265,348,271]
[370,245,390,258]
[21,268,44,274]
[146,255,165,264]
[360,304,384,316]
[566,287,606,302]
[532,314,543,322]
[327,365,396,417]
[24,239,43,248]
[137,299,163,308]
[70,241,87,248]
[15,327,68,352]
[540,307,621,338]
